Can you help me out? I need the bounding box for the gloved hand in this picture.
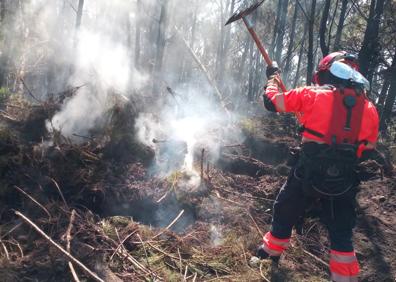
[266,61,280,79]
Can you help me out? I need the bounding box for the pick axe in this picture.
[225,0,287,93]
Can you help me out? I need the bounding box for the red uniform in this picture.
[261,78,379,282]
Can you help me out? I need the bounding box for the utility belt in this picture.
[288,142,359,198]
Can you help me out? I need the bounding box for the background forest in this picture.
[0,0,395,137]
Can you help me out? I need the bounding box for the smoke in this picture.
[210,224,223,246]
[49,28,147,137]
[135,83,244,181]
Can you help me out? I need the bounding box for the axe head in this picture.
[225,0,265,25]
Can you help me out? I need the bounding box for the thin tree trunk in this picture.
[247,45,256,102]
[274,0,289,64]
[306,0,316,86]
[75,0,84,30]
[183,7,198,83]
[0,0,5,23]
[377,79,390,113]
[0,0,6,87]
[293,24,307,88]
[358,0,386,80]
[333,0,348,51]
[218,0,235,88]
[326,0,338,50]
[215,0,227,77]
[239,35,251,86]
[380,50,396,130]
[270,0,282,57]
[134,0,141,69]
[73,0,84,48]
[283,1,299,85]
[319,0,331,56]
[152,0,169,94]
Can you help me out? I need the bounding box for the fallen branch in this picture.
[259,262,271,282]
[65,210,80,282]
[0,223,22,240]
[146,242,180,260]
[14,186,51,219]
[152,210,185,239]
[49,178,68,208]
[302,249,327,268]
[109,229,138,261]
[15,211,104,282]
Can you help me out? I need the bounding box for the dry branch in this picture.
[15,211,104,282]
[14,186,51,219]
[65,210,80,282]
[50,178,68,208]
[152,210,185,239]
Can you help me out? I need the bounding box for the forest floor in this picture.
[0,94,395,282]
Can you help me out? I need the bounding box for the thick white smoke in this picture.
[50,28,147,137]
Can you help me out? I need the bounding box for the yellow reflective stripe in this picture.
[331,272,358,282]
[330,253,357,264]
[262,243,283,256]
[269,237,290,248]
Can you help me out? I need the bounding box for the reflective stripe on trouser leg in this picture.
[262,232,290,257]
[329,250,359,282]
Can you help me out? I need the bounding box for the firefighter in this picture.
[257,51,393,282]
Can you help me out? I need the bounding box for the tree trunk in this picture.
[73,0,84,48]
[75,0,84,30]
[0,0,5,23]
[306,0,316,86]
[377,79,390,113]
[358,0,386,80]
[134,0,141,69]
[283,1,299,85]
[218,0,235,88]
[270,0,282,57]
[238,35,251,88]
[0,0,6,87]
[319,0,331,56]
[293,23,307,88]
[274,0,289,64]
[215,0,227,78]
[333,0,348,51]
[380,50,396,130]
[152,0,169,94]
[183,6,198,83]
[247,46,256,102]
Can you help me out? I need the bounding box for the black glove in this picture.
[266,61,280,79]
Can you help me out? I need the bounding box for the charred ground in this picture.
[0,94,395,282]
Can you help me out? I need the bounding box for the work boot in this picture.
[256,245,280,264]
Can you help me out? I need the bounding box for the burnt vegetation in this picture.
[0,0,395,281]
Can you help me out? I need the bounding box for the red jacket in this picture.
[264,80,379,156]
